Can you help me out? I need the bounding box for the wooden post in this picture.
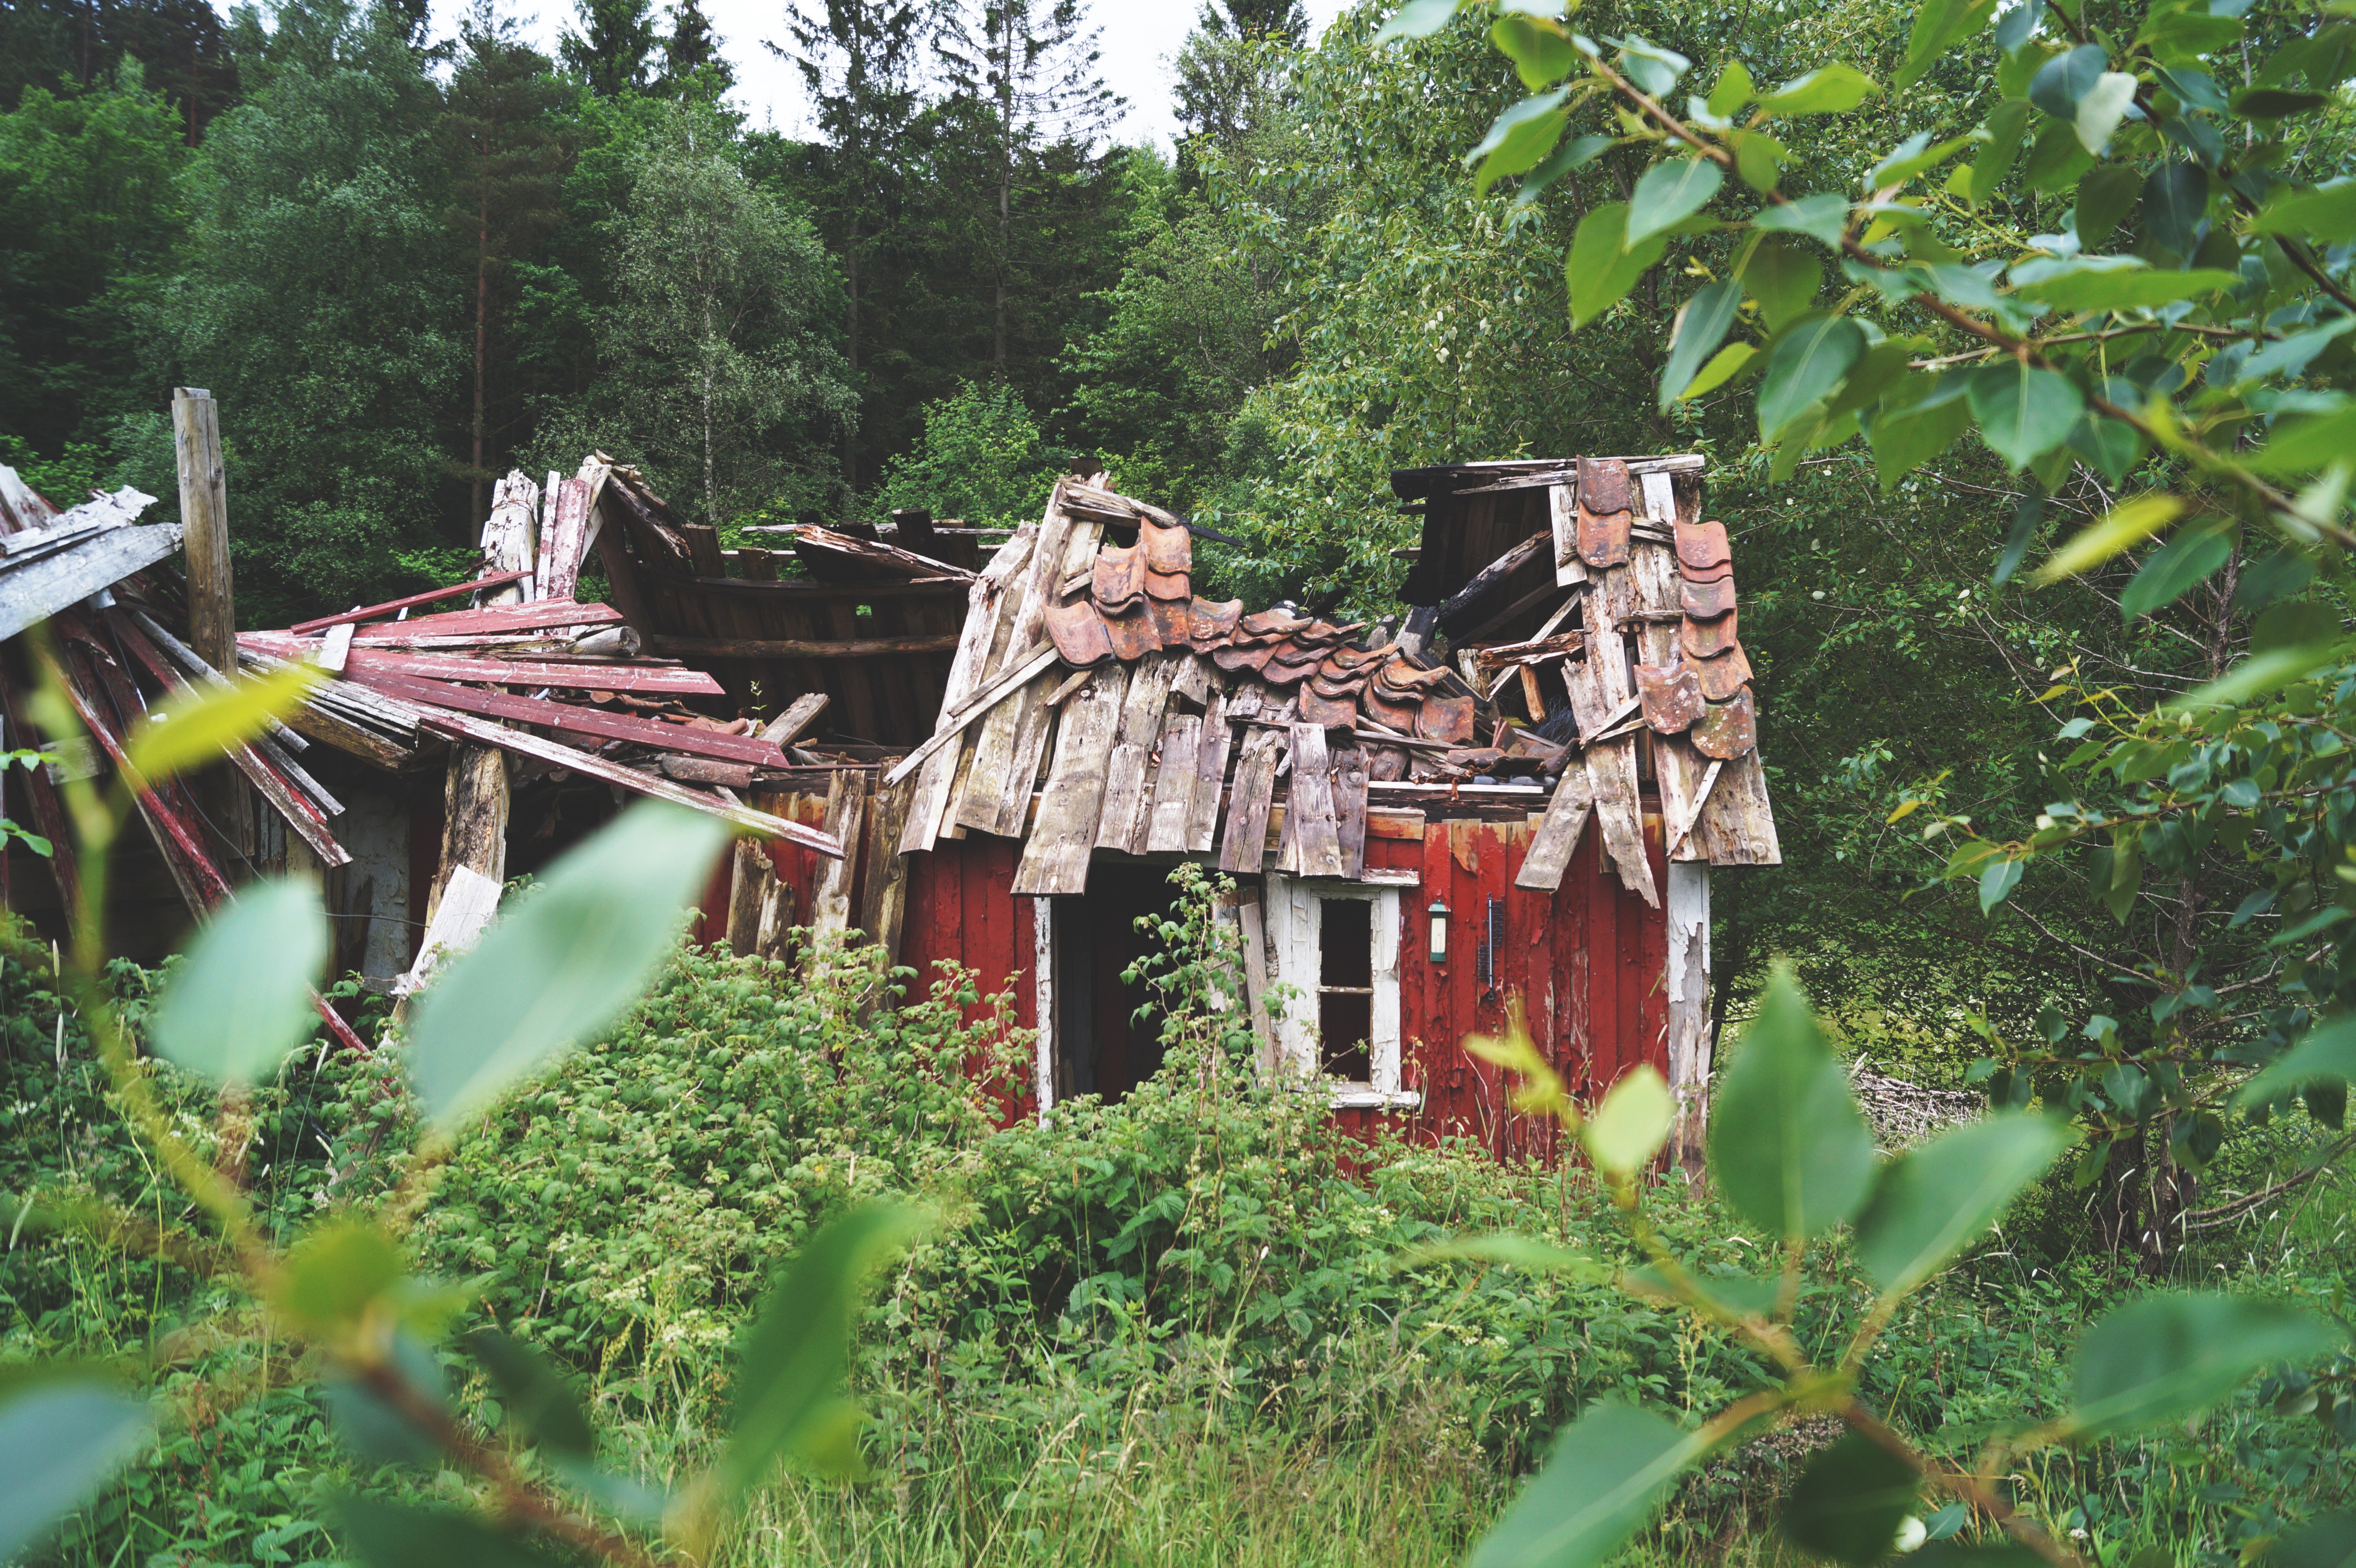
[172,389,234,673]
[428,743,509,926]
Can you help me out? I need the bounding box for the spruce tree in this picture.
[559,0,658,96]
[658,0,733,98]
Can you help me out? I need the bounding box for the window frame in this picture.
[1263,875,1418,1110]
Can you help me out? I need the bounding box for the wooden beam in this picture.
[880,642,1058,786]
[0,524,184,643]
[649,632,962,659]
[760,692,830,748]
[172,389,235,673]
[413,707,843,856]
[286,570,532,635]
[345,669,787,767]
[241,635,725,698]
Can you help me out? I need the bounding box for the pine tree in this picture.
[933,0,1119,375]
[440,0,570,521]
[559,0,658,97]
[770,0,929,492]
[1196,0,1305,42]
[658,0,733,98]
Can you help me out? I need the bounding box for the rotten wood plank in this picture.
[650,632,963,659]
[810,770,870,939]
[761,692,830,748]
[242,636,725,698]
[1011,664,1126,896]
[534,474,594,603]
[1218,725,1285,874]
[344,670,787,767]
[1096,650,1181,853]
[858,778,916,960]
[285,570,532,635]
[1284,723,1343,878]
[1334,743,1369,879]
[1184,689,1230,854]
[1515,759,1596,891]
[348,600,624,642]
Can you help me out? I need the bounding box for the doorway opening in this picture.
[1049,861,1185,1103]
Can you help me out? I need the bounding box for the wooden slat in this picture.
[1143,712,1202,854]
[762,692,830,747]
[810,769,870,938]
[413,708,842,855]
[1285,723,1343,878]
[1010,664,1126,896]
[651,632,963,659]
[0,524,184,643]
[966,497,1093,835]
[904,530,1033,853]
[1217,725,1284,873]
[1235,895,1275,1073]
[286,570,532,635]
[340,673,789,767]
[882,643,1058,787]
[1515,759,1596,891]
[1550,483,1589,589]
[349,600,622,642]
[1096,651,1180,853]
[241,636,725,698]
[1581,564,1657,906]
[1184,689,1230,854]
[858,778,917,960]
[534,475,594,603]
[1693,743,1781,865]
[1334,744,1369,879]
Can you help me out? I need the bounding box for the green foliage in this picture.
[876,381,1060,532]
[149,879,329,1086]
[1708,964,1876,1241]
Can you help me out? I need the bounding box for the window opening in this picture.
[1476,895,1505,992]
[1317,896,1374,1082]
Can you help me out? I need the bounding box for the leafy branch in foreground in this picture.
[0,647,919,1567]
[1425,967,2345,1568]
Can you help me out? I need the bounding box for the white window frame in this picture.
[1263,875,1420,1110]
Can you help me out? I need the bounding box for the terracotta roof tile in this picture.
[1692,688,1755,758]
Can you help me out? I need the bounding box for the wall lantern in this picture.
[1427,900,1450,965]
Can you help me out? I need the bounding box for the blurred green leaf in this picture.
[2119,520,2234,620]
[2252,179,2356,243]
[323,1334,448,1467]
[333,1497,562,1568]
[2035,492,2182,584]
[1758,64,1877,115]
[1898,0,1999,88]
[2246,407,2356,476]
[1468,1403,1708,1568]
[408,802,731,1130]
[2069,1294,2342,1437]
[1492,15,1579,88]
[1758,314,1865,440]
[1680,342,1759,402]
[2234,86,2330,119]
[1707,964,1875,1242]
[1376,0,1463,41]
[1704,60,1754,117]
[2074,164,2141,249]
[1410,1233,1612,1280]
[467,1330,593,1459]
[1625,158,1723,248]
[1753,193,1849,248]
[151,879,328,1085]
[1741,238,1823,332]
[718,1204,930,1495]
[1780,1432,1919,1565]
[279,1218,403,1336]
[1856,1114,2074,1295]
[2236,1015,2356,1109]
[1865,379,1972,488]
[1659,279,1743,409]
[1568,203,1669,328]
[1584,1065,1673,1175]
[1469,90,1571,195]
[2162,645,2341,711]
[2013,266,2240,311]
[2270,1512,2356,1568]
[122,664,319,786]
[2143,161,2209,256]
[0,1375,152,1560]
[1978,854,2024,913]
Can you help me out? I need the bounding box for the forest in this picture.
[5,0,2356,1562]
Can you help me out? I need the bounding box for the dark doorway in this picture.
[1317,897,1374,1081]
[1051,862,1185,1103]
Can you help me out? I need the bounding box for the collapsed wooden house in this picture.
[738,455,1779,1161]
[2,390,1778,1163]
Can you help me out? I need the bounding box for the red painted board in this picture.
[285,570,531,634]
[345,670,787,768]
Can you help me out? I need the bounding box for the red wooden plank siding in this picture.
[897,838,1038,1123]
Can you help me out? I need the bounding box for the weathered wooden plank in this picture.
[1096,651,1181,853]
[903,527,1033,853]
[1334,743,1369,879]
[172,389,236,671]
[987,673,1063,838]
[396,863,500,997]
[1693,742,1781,865]
[1515,759,1596,891]
[726,839,774,958]
[1144,712,1202,854]
[884,642,1058,787]
[429,742,510,927]
[858,778,916,958]
[967,503,1097,835]
[1286,723,1343,878]
[413,708,842,854]
[810,770,870,939]
[1011,665,1126,896]
[1665,859,1711,1165]
[285,571,532,635]
[350,600,623,642]
[1549,482,1590,589]
[241,636,725,698]
[0,524,184,643]
[347,670,787,766]
[762,692,831,748]
[1235,895,1275,1075]
[652,632,963,659]
[1184,690,1230,854]
[477,471,540,604]
[1218,725,1283,874]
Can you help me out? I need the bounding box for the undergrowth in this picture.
[2,909,2350,1568]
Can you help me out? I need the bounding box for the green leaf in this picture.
[2035,492,2184,583]
[1732,130,1787,193]
[2162,644,2342,711]
[1753,193,1849,248]
[1469,1404,1709,1568]
[1469,90,1572,195]
[1865,379,1972,488]
[1855,1114,2075,1296]
[1705,61,1754,118]
[2136,5,2242,65]
[2255,599,2340,653]
[2236,1015,2356,1108]
[150,879,328,1086]
[1740,237,1822,332]
[1871,129,1984,190]
[2233,86,2331,119]
[1978,854,2024,913]
[0,1375,152,1560]
[719,1204,930,1495]
[2247,406,2356,476]
[2143,161,2208,256]
[1492,16,1580,88]
[123,664,320,786]
[1408,1233,1611,1279]
[406,802,731,1130]
[467,1331,594,1459]
[2029,43,2107,119]
[1567,203,1669,328]
[2013,264,2239,313]
[1376,0,1462,41]
[2119,520,2234,620]
[1966,99,2032,204]
[2068,1294,2343,1438]
[1584,1065,1674,1175]
[332,1498,562,1568]
[1513,133,1613,209]
[2074,164,2142,250]
[279,1218,403,1336]
[1898,0,2000,88]
[1780,1432,1920,1566]
[1659,279,1743,409]
[1968,361,2084,471]
[2270,1513,2356,1568]
[1758,313,1866,441]
[2252,179,2356,244]
[1707,963,1875,1242]
[2074,72,2137,153]
[2023,119,2096,193]
[1625,158,1724,248]
[1757,64,1877,115]
[1680,342,1759,402]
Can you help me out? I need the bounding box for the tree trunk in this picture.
[473,171,491,527]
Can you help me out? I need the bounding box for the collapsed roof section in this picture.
[887,456,1776,909]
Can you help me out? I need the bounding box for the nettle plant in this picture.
[1439,966,2345,1568]
[0,651,917,1568]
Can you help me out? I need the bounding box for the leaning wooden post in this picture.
[428,744,509,927]
[172,387,253,855]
